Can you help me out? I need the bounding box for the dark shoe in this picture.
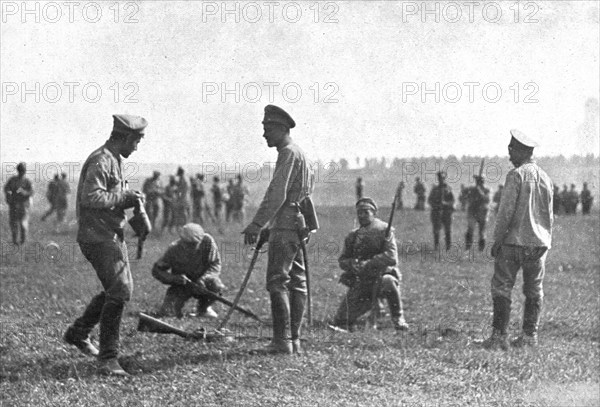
[393,316,409,331]
[64,328,99,357]
[481,329,509,351]
[97,358,130,376]
[511,333,538,348]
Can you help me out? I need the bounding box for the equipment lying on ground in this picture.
[137,312,230,342]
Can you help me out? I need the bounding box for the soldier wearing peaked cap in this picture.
[64,114,148,376]
[482,129,553,350]
[427,171,455,251]
[242,105,318,355]
[329,198,409,332]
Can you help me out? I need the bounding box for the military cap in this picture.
[179,223,205,243]
[356,197,378,212]
[112,114,148,137]
[262,105,295,129]
[437,171,447,180]
[510,129,538,150]
[152,170,160,177]
[16,162,26,173]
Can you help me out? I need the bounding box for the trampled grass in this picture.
[1,205,598,406]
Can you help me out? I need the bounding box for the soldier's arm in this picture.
[152,246,182,285]
[338,232,356,272]
[251,148,297,227]
[199,235,221,282]
[363,230,398,272]
[79,155,133,209]
[493,171,520,244]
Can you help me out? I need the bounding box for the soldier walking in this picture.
[427,171,454,251]
[3,162,33,245]
[483,129,553,350]
[329,198,409,332]
[465,175,490,252]
[414,177,426,210]
[242,105,317,355]
[64,114,148,376]
[41,174,59,222]
[580,182,593,215]
[152,223,225,319]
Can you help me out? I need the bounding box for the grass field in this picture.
[1,205,598,406]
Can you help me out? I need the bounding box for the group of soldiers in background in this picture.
[553,183,594,215]
[141,168,250,234]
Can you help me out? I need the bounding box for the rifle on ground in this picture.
[188,281,264,324]
[218,229,269,330]
[137,312,221,341]
[369,191,398,329]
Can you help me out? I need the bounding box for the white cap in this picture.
[510,129,539,148]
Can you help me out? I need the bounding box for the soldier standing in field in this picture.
[225,178,235,222]
[493,184,503,214]
[580,182,593,215]
[232,173,249,224]
[3,162,33,245]
[162,176,178,233]
[41,174,59,222]
[395,181,405,210]
[465,175,490,252]
[64,114,148,376]
[560,185,570,214]
[152,223,224,319]
[212,176,224,223]
[458,184,468,212]
[242,105,317,355]
[329,197,409,332]
[567,184,579,214]
[355,177,365,200]
[552,185,561,215]
[142,171,163,230]
[55,172,71,224]
[483,129,553,350]
[191,173,206,224]
[427,171,455,251]
[414,177,426,211]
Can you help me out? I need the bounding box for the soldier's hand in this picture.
[242,222,261,245]
[491,242,502,258]
[123,190,145,208]
[176,275,192,286]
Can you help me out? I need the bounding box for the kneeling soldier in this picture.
[330,198,409,332]
[152,223,225,318]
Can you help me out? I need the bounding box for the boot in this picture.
[290,291,306,354]
[513,297,542,347]
[385,284,408,332]
[465,230,473,251]
[98,300,125,362]
[97,358,130,377]
[478,238,486,252]
[482,296,511,351]
[255,291,292,355]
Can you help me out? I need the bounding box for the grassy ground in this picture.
[1,206,598,406]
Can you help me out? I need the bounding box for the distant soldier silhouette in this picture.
[142,171,163,229]
[55,172,71,224]
[493,184,503,214]
[427,171,454,251]
[41,174,60,222]
[414,177,426,211]
[567,184,579,214]
[560,185,570,214]
[458,184,468,212]
[355,177,364,200]
[211,176,224,222]
[465,175,490,251]
[3,162,33,245]
[395,181,405,210]
[231,174,249,224]
[191,173,206,224]
[580,182,593,215]
[225,178,235,222]
[162,176,178,233]
[552,185,561,215]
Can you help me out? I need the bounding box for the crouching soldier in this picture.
[329,198,409,332]
[152,223,225,319]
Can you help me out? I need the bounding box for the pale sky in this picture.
[1,0,598,166]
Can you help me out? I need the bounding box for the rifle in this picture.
[137,312,224,342]
[369,191,398,329]
[218,229,268,330]
[188,281,264,324]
